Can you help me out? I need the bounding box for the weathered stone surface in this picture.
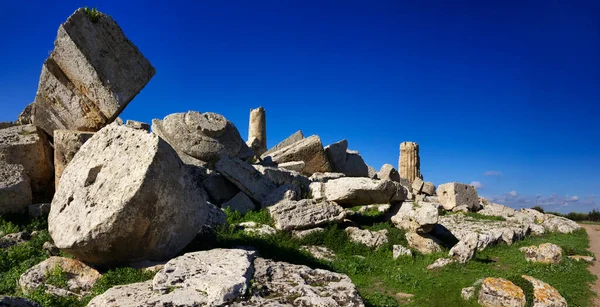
[262,184,300,208]
[53,130,94,189]
[277,161,305,172]
[300,245,336,261]
[236,222,277,236]
[262,135,331,175]
[520,243,562,264]
[49,124,215,264]
[0,232,30,249]
[542,214,581,233]
[345,227,388,248]
[0,163,32,214]
[568,255,594,262]
[436,182,479,211]
[427,258,456,270]
[125,120,150,132]
[521,275,567,307]
[367,165,378,179]
[462,287,476,300]
[268,199,346,231]
[322,177,399,206]
[412,177,424,194]
[478,278,526,307]
[422,181,436,196]
[87,281,155,307]
[16,103,34,125]
[344,150,369,177]
[216,156,277,204]
[292,227,324,239]
[201,172,240,205]
[153,111,251,163]
[0,296,42,307]
[32,8,155,136]
[248,107,267,156]
[391,201,439,233]
[0,125,54,200]
[309,172,346,182]
[398,142,421,183]
[324,140,368,177]
[27,203,50,218]
[478,202,518,219]
[405,232,443,254]
[449,233,479,264]
[151,249,255,306]
[393,245,412,259]
[19,257,101,297]
[43,241,60,255]
[222,192,256,214]
[378,163,400,182]
[262,130,304,157]
[252,164,310,194]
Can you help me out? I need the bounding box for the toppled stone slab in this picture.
[478,202,518,219]
[153,111,251,163]
[427,258,456,270]
[449,233,479,264]
[300,245,336,261]
[252,165,310,196]
[422,181,436,196]
[322,177,400,206]
[19,256,101,297]
[125,120,150,132]
[222,192,256,214]
[277,161,305,172]
[32,8,155,136]
[405,232,443,254]
[378,163,400,182]
[268,199,346,231]
[262,184,300,208]
[262,130,304,157]
[53,130,94,189]
[461,287,476,300]
[521,275,567,307]
[0,125,54,200]
[216,156,277,204]
[345,227,388,248]
[412,177,424,194]
[324,140,369,177]
[478,278,526,307]
[520,243,562,264]
[393,245,412,259]
[437,182,478,211]
[542,214,581,233]
[309,172,346,182]
[236,222,277,236]
[49,124,216,264]
[391,201,439,233]
[262,135,331,175]
[0,163,32,214]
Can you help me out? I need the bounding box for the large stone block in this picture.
[53,130,94,189]
[49,124,214,265]
[262,135,331,175]
[436,182,479,211]
[322,177,399,206]
[324,140,368,177]
[215,156,277,204]
[32,8,155,136]
[0,125,54,201]
[0,163,32,214]
[262,130,304,157]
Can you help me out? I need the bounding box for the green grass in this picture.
[83,7,102,23]
[441,211,506,222]
[45,265,68,289]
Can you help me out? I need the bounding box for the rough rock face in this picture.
[322,177,401,206]
[48,125,215,264]
[222,192,256,214]
[0,296,42,307]
[324,140,369,177]
[268,199,346,231]
[521,275,567,307]
[262,130,304,157]
[0,163,32,214]
[436,182,478,211]
[252,164,311,194]
[125,120,150,132]
[462,287,476,300]
[32,8,155,136]
[391,201,439,233]
[422,181,436,196]
[262,184,300,208]
[405,232,443,254]
[520,243,562,264]
[53,130,94,189]
[378,163,400,182]
[153,111,251,163]
[478,278,526,307]
[262,135,331,175]
[393,245,412,258]
[16,103,34,125]
[248,107,267,156]
[277,161,305,172]
[309,172,346,183]
[216,156,277,204]
[19,257,101,297]
[345,227,389,248]
[478,202,518,219]
[412,177,424,194]
[0,125,54,200]
[87,280,155,307]
[398,142,421,183]
[542,214,581,233]
[449,233,479,264]
[236,222,277,236]
[201,172,240,205]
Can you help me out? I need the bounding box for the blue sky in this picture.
[1,1,598,213]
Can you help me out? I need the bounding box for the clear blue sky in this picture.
[1,1,598,213]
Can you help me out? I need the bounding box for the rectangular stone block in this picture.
[436,182,479,211]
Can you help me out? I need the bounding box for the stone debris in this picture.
[392,245,413,259]
[0,232,30,249]
[405,232,443,254]
[542,214,581,233]
[422,181,436,196]
[0,163,32,214]
[521,275,567,307]
[449,232,479,264]
[427,258,456,270]
[345,227,389,248]
[262,130,304,157]
[478,277,526,307]
[53,130,94,189]
[412,177,424,194]
[461,286,476,300]
[262,135,331,175]
[236,222,277,236]
[391,201,439,233]
[201,172,240,205]
[322,177,401,206]
[324,140,369,177]
[398,142,422,183]
[568,255,594,262]
[520,243,562,264]
[277,161,305,172]
[19,256,101,297]
[309,172,346,183]
[48,124,217,265]
[437,182,479,211]
[300,245,336,261]
[222,192,256,214]
[125,120,150,132]
[261,184,300,208]
[292,227,325,239]
[269,199,346,231]
[216,156,277,204]
[32,8,154,136]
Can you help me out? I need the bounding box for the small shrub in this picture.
[530,206,545,214]
[507,275,534,307]
[83,7,102,23]
[45,265,68,289]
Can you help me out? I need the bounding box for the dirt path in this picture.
[581,224,600,306]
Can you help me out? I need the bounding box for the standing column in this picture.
[248,107,267,156]
[399,142,422,183]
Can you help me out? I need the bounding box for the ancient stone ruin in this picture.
[399,141,422,183]
[247,106,267,156]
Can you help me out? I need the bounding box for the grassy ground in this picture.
[0,210,596,306]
